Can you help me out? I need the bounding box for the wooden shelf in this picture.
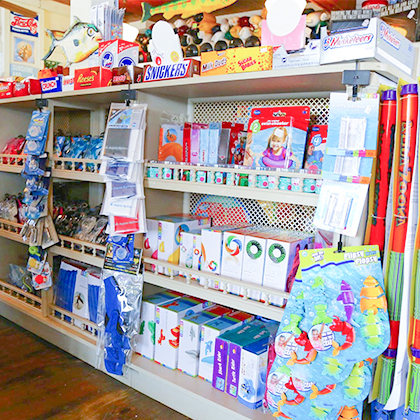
[0,218,25,244]
[0,154,25,173]
[144,257,286,321]
[51,157,103,182]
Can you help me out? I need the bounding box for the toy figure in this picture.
[305,10,331,40]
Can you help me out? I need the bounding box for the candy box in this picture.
[272,40,321,70]
[212,320,271,396]
[143,59,200,82]
[135,290,183,360]
[111,65,143,85]
[62,75,74,92]
[178,305,232,377]
[226,46,273,74]
[199,311,254,382]
[156,214,211,276]
[201,50,228,76]
[154,296,213,370]
[237,337,270,409]
[39,76,62,94]
[320,18,415,78]
[99,39,139,69]
[13,78,42,97]
[74,67,112,90]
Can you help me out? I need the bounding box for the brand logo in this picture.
[77,74,95,84]
[41,80,57,91]
[102,51,114,68]
[312,134,323,147]
[14,83,26,92]
[119,57,136,67]
[11,14,38,36]
[113,75,127,83]
[144,62,190,82]
[380,23,401,50]
[322,32,374,50]
[254,110,261,116]
[63,78,74,86]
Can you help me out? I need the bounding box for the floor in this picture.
[0,316,189,420]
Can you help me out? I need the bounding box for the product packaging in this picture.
[74,67,113,90]
[226,46,273,74]
[99,39,139,68]
[143,59,200,82]
[304,125,328,172]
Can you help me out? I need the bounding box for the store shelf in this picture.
[50,235,105,268]
[143,258,286,322]
[145,162,320,206]
[0,279,42,312]
[51,157,103,182]
[0,61,413,109]
[0,154,25,173]
[0,218,25,244]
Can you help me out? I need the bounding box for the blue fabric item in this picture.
[88,284,100,324]
[55,269,77,323]
[103,276,131,376]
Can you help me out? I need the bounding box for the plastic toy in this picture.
[43,18,102,65]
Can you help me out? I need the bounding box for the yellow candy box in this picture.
[226,46,273,74]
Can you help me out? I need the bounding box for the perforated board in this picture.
[54,110,91,135]
[190,97,329,232]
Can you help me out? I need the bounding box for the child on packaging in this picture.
[246,127,299,169]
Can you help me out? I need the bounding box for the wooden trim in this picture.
[0,0,37,18]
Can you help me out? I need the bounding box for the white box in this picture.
[135,290,183,360]
[62,75,74,92]
[320,18,415,78]
[200,226,246,291]
[237,338,269,410]
[157,215,211,276]
[99,39,140,69]
[154,296,212,370]
[241,232,269,301]
[263,233,313,306]
[272,40,320,70]
[179,229,201,278]
[143,218,159,271]
[178,306,231,377]
[221,230,246,295]
[198,311,254,382]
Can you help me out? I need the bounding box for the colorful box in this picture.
[226,46,273,74]
[263,232,314,306]
[74,67,112,90]
[13,78,41,97]
[212,320,270,396]
[143,59,200,82]
[143,218,159,271]
[201,50,228,76]
[99,39,139,68]
[304,125,328,172]
[154,296,212,369]
[221,229,246,295]
[40,76,62,94]
[320,18,415,78]
[237,338,270,409]
[179,229,202,277]
[200,225,247,291]
[198,311,254,382]
[178,305,232,377]
[272,40,321,70]
[135,290,183,360]
[158,123,184,162]
[157,215,211,276]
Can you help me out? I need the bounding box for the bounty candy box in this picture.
[212,320,270,396]
[135,290,183,360]
[178,305,232,377]
[199,311,254,382]
[154,296,213,370]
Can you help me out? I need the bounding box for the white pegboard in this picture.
[193,97,329,126]
[190,97,328,232]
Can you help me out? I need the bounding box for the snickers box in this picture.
[74,67,112,90]
[99,40,139,69]
[112,65,143,85]
[40,76,62,94]
[0,81,14,98]
[143,59,200,83]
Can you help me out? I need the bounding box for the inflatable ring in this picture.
[246,240,263,259]
[269,243,286,263]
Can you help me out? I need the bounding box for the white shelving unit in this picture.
[0,59,411,419]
